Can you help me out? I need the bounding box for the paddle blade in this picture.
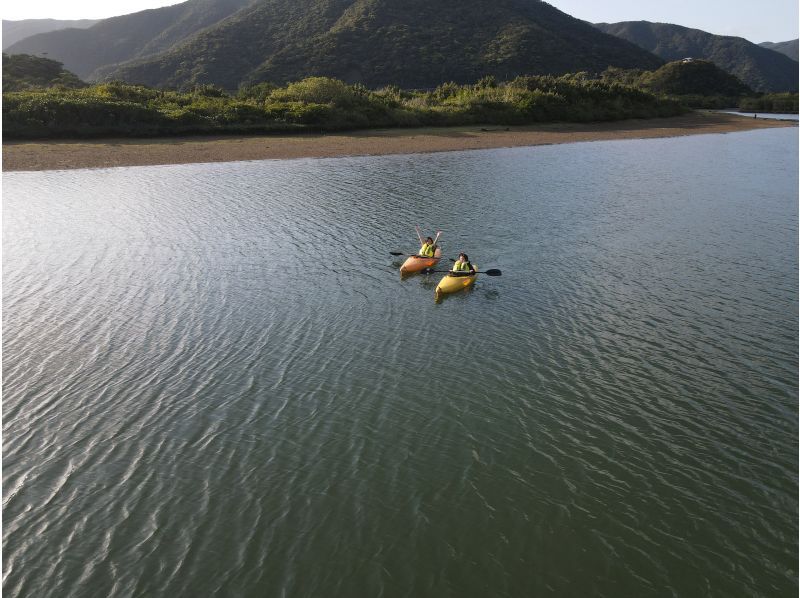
[483,269,502,276]
[389,251,405,256]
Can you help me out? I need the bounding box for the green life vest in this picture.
[452,260,472,272]
[419,243,435,257]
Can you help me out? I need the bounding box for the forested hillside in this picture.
[595,21,798,92]
[107,0,664,89]
[600,59,755,108]
[5,0,252,79]
[638,60,751,97]
[7,0,664,90]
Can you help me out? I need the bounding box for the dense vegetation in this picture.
[8,0,664,90]
[2,74,687,139]
[2,53,87,92]
[637,60,751,97]
[595,21,799,93]
[599,60,798,112]
[601,60,753,108]
[739,93,799,113]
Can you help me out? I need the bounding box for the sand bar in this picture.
[3,111,795,172]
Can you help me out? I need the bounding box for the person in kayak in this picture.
[452,253,475,275]
[418,236,438,258]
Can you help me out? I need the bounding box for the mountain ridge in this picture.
[2,18,99,49]
[5,0,665,90]
[5,0,253,79]
[758,39,798,62]
[98,0,666,89]
[594,20,798,92]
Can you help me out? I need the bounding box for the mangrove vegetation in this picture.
[3,73,687,140]
[3,54,795,141]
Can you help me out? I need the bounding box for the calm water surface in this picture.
[4,128,798,597]
[718,110,799,121]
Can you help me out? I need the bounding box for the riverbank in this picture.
[3,111,794,172]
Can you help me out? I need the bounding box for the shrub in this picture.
[190,84,229,98]
[270,77,362,108]
[2,75,687,139]
[237,82,278,102]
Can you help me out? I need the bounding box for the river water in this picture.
[718,111,798,121]
[3,128,798,597]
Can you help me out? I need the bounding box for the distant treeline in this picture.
[739,93,799,113]
[3,74,688,139]
[601,60,799,112]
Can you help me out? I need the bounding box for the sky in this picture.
[546,0,799,43]
[2,0,798,43]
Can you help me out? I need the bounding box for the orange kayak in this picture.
[400,247,442,275]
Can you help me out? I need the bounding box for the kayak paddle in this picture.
[390,249,442,258]
[424,269,501,276]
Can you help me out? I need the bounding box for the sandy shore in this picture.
[3,111,794,172]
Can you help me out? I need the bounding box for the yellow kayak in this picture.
[434,266,477,302]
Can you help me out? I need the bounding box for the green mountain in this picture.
[595,21,798,92]
[4,0,252,80]
[2,18,99,49]
[101,0,664,90]
[759,39,798,62]
[2,53,86,91]
[7,0,664,90]
[637,59,752,97]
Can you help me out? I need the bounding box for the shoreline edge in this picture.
[3,111,795,172]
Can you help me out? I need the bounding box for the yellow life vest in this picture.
[452,260,472,272]
[419,243,435,257]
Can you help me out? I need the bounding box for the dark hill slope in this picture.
[5,0,252,80]
[639,59,751,97]
[2,53,86,91]
[2,19,99,49]
[759,39,798,62]
[104,0,664,89]
[595,21,798,92]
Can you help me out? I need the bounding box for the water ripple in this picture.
[3,130,798,598]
